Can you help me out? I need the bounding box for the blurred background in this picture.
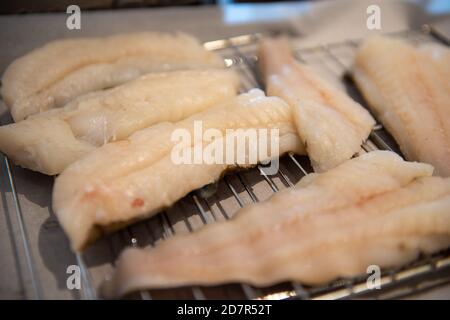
[1,0,314,14]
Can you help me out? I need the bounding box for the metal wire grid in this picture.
[2,27,450,300]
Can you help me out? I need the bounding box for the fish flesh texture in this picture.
[0,69,239,175]
[1,32,224,122]
[0,69,238,175]
[53,89,306,251]
[353,36,450,176]
[259,38,375,172]
[101,151,450,298]
[1,32,224,121]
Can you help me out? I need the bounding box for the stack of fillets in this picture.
[0,32,239,174]
[99,37,449,297]
[0,32,375,251]
[0,69,239,174]
[102,151,450,298]
[1,32,448,298]
[50,36,376,251]
[1,32,226,121]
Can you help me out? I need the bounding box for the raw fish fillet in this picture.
[53,89,306,251]
[353,36,450,176]
[101,151,450,298]
[1,32,224,121]
[259,38,375,172]
[0,69,239,175]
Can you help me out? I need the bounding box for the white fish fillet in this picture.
[1,32,224,121]
[100,151,450,298]
[353,36,450,176]
[53,89,306,251]
[259,38,375,172]
[0,69,239,175]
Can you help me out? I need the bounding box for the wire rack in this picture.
[2,26,450,300]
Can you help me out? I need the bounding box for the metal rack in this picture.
[2,27,450,300]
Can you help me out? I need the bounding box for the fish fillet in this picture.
[259,38,375,172]
[100,151,450,298]
[353,36,450,176]
[0,69,239,175]
[1,32,224,121]
[53,89,306,251]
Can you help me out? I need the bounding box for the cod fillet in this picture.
[0,69,239,175]
[101,151,450,298]
[53,89,306,251]
[353,36,450,176]
[1,32,224,121]
[259,38,375,172]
